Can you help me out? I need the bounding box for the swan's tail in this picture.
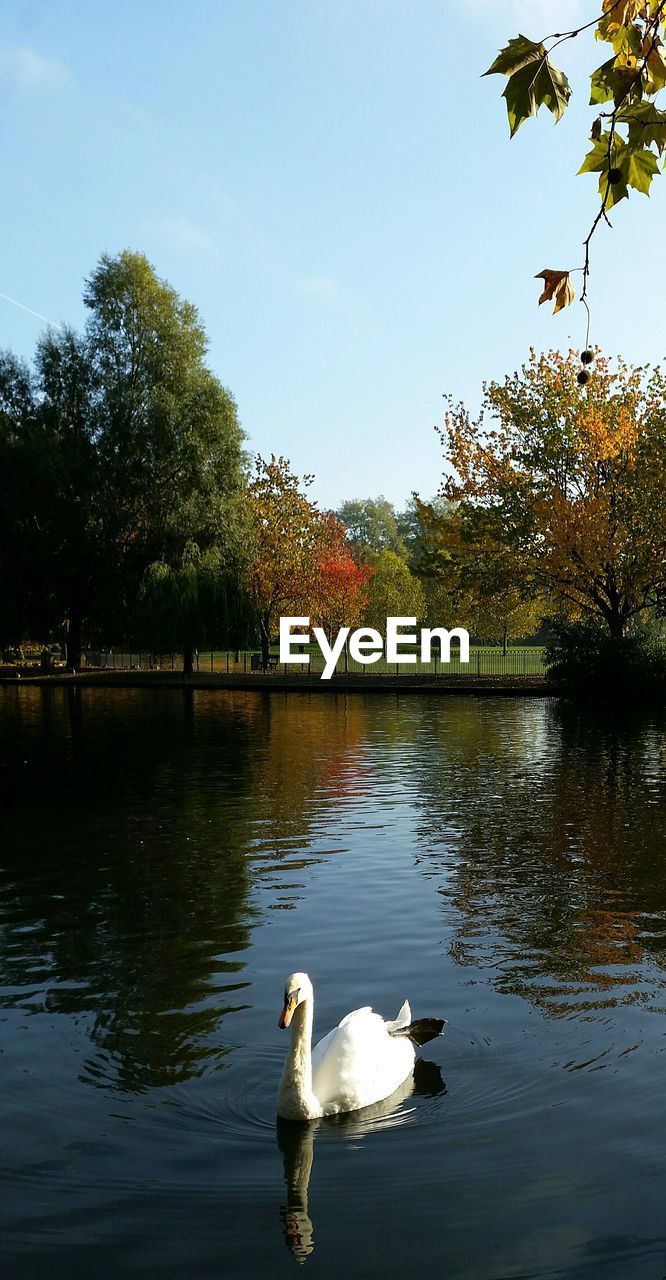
[384,999,411,1033]
[390,1016,446,1047]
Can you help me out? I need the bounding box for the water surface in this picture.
[1,687,664,1278]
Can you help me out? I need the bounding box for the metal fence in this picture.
[82,647,547,678]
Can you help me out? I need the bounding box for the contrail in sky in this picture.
[0,290,65,330]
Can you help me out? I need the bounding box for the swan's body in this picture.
[277,972,444,1120]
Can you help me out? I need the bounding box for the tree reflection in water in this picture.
[408,698,666,1015]
[0,687,371,1091]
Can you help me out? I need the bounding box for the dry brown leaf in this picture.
[534,269,576,314]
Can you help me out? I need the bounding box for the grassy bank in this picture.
[6,643,545,679]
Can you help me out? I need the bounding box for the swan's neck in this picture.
[278,997,322,1120]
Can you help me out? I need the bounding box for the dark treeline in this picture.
[0,251,256,672]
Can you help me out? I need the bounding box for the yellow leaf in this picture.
[613,52,637,71]
[647,46,666,91]
[601,0,642,30]
[534,269,576,314]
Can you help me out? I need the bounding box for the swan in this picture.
[277,971,445,1120]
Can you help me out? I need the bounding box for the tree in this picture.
[363,550,425,634]
[313,515,375,640]
[486,3,666,322]
[138,543,256,673]
[0,251,246,669]
[420,529,543,655]
[244,456,331,667]
[337,496,408,558]
[395,495,450,564]
[416,507,543,652]
[544,615,666,699]
[0,353,57,648]
[425,349,666,640]
[467,594,542,653]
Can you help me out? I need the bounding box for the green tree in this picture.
[417,504,543,652]
[363,549,425,633]
[0,353,57,648]
[398,495,452,566]
[337,496,408,558]
[138,543,256,673]
[0,251,246,669]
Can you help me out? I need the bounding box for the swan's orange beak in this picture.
[279,995,296,1029]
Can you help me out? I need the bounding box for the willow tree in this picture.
[139,544,256,674]
[421,350,666,640]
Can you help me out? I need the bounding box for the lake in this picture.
[1,686,665,1278]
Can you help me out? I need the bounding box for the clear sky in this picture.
[2,1,664,510]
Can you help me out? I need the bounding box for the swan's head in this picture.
[279,972,313,1029]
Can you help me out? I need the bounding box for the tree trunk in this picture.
[608,611,625,641]
[259,616,270,669]
[183,648,194,675]
[502,623,508,657]
[66,609,83,672]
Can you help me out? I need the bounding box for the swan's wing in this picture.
[338,1000,411,1032]
[311,1007,414,1114]
[338,1005,373,1028]
[312,1007,381,1071]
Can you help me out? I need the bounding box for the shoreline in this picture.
[0,669,559,696]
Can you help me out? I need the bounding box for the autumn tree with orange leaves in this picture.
[244,456,372,667]
[313,514,374,640]
[420,350,666,640]
[244,456,324,666]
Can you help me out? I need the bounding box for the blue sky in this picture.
[1,0,664,510]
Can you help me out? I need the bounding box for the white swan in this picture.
[277,971,445,1120]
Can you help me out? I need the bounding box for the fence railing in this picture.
[82,647,548,678]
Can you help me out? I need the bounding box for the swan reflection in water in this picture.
[276,1058,446,1264]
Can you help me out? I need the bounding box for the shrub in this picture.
[545,619,666,702]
